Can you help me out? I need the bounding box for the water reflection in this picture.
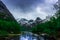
[19,32,44,40]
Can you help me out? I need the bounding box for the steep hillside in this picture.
[0,0,20,36]
[0,0,15,21]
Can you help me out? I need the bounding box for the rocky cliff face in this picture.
[0,0,15,21]
[18,17,42,27]
[58,0,60,10]
[54,0,59,10]
[18,16,51,28]
[58,0,60,7]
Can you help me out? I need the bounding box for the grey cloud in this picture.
[2,0,44,13]
[1,0,58,20]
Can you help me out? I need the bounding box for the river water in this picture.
[19,32,45,40]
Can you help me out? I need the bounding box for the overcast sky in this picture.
[1,0,58,20]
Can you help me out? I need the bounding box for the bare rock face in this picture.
[18,17,42,28]
[35,17,42,24]
[58,0,60,7]
[0,0,15,21]
[58,0,60,10]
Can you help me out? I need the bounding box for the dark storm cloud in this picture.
[3,0,44,12]
[9,0,44,7]
[1,0,58,20]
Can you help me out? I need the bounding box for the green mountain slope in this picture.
[0,0,20,36]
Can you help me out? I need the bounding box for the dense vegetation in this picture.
[17,10,60,36]
[31,10,60,35]
[0,7,60,37]
[0,12,21,36]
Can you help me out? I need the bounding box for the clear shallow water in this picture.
[19,32,45,40]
